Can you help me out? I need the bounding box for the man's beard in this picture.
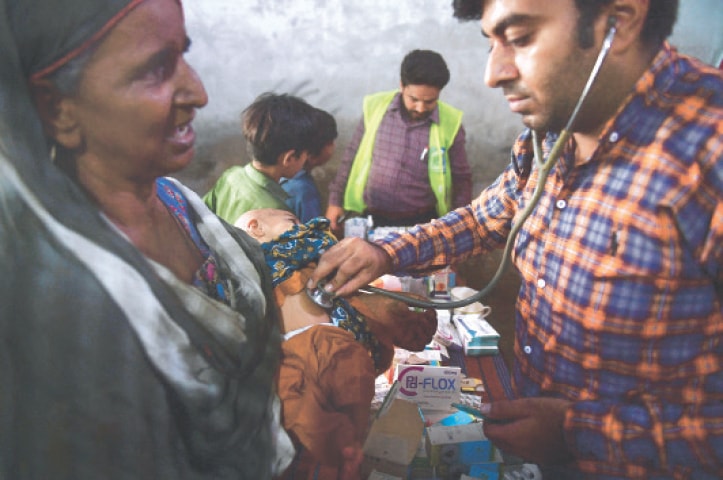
[403,106,431,121]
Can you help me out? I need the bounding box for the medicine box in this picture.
[425,421,500,479]
[453,315,500,357]
[445,448,504,479]
[362,384,425,479]
[394,364,462,411]
[426,422,494,466]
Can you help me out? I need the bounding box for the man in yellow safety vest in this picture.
[326,49,472,233]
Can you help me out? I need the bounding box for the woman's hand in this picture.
[481,397,574,465]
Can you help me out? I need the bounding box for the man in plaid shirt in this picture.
[310,0,722,478]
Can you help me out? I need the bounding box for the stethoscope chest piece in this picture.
[307,285,335,309]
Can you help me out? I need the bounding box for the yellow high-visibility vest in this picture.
[343,90,463,216]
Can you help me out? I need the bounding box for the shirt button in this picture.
[524,345,532,354]
[609,131,619,143]
[556,199,567,209]
[537,278,546,289]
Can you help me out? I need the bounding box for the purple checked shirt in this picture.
[328,92,471,215]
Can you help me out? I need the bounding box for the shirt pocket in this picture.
[580,207,714,329]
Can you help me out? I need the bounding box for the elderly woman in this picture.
[0,0,292,478]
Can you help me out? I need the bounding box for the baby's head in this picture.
[236,208,300,243]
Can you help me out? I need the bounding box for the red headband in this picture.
[30,0,182,81]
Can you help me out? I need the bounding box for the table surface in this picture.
[463,353,513,403]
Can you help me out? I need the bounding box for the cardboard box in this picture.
[406,453,435,480]
[426,422,495,467]
[363,383,425,479]
[366,470,404,480]
[394,364,462,411]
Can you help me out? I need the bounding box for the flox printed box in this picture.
[394,364,462,411]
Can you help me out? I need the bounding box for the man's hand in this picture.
[481,397,574,465]
[308,237,393,297]
[324,205,346,235]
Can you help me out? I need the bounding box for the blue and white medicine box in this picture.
[454,315,500,357]
[425,422,495,467]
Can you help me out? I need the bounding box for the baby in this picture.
[236,208,436,479]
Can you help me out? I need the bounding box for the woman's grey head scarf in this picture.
[1,0,152,236]
[12,0,148,80]
[0,1,283,477]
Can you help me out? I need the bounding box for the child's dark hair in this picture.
[242,92,317,165]
[309,108,338,156]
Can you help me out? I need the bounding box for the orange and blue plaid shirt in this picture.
[379,44,723,479]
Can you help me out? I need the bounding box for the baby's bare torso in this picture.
[280,291,330,334]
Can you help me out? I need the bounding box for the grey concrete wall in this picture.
[178,0,723,202]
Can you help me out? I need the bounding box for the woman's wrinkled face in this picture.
[67,0,208,183]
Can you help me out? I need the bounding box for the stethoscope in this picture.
[309,17,618,311]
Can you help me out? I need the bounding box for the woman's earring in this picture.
[49,144,57,163]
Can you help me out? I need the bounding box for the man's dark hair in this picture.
[573,0,678,48]
[241,92,317,166]
[451,0,482,22]
[451,0,678,49]
[309,108,337,157]
[400,49,451,89]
